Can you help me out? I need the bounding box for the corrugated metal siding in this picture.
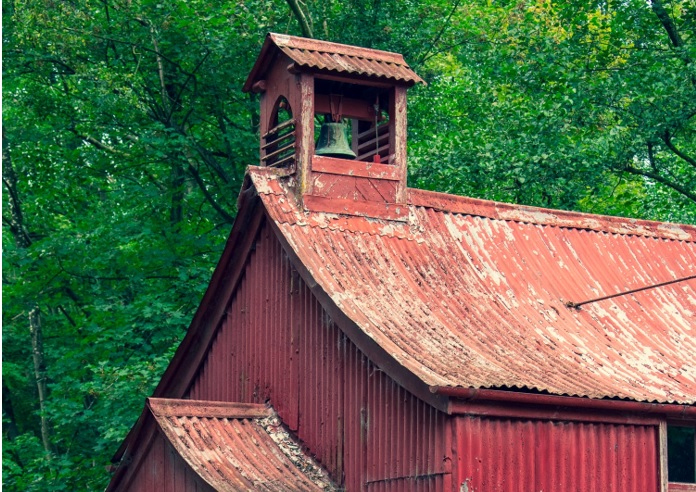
[124,432,214,492]
[249,168,696,404]
[454,416,659,492]
[186,220,449,490]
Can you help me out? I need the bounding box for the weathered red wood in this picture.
[449,400,663,426]
[670,484,696,491]
[294,71,313,191]
[315,94,376,121]
[312,155,399,181]
[391,86,408,202]
[303,194,408,221]
[148,398,269,419]
[310,173,396,203]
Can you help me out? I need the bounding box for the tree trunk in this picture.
[29,306,54,454]
[3,131,54,454]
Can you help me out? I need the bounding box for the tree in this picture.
[3,0,694,490]
[408,0,696,223]
[2,0,273,488]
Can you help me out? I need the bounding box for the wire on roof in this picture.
[565,274,696,310]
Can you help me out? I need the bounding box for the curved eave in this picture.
[249,167,696,406]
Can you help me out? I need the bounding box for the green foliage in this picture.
[409,0,696,223]
[3,0,695,490]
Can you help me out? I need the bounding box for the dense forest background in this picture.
[3,0,695,489]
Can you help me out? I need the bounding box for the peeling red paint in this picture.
[249,166,696,404]
[185,221,451,490]
[148,398,337,491]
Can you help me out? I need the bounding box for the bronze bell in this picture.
[315,115,356,159]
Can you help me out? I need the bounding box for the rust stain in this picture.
[248,167,696,404]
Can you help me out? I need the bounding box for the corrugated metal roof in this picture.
[243,33,424,92]
[249,167,696,404]
[148,398,337,491]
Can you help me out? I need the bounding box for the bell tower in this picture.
[243,33,424,220]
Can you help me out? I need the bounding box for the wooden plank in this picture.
[356,143,390,162]
[262,118,295,139]
[303,194,408,221]
[261,141,295,162]
[357,123,389,141]
[357,134,388,153]
[148,398,270,419]
[311,173,344,199]
[297,72,314,198]
[669,484,696,491]
[268,154,296,168]
[312,155,399,180]
[261,130,295,151]
[392,86,408,202]
[354,177,394,203]
[315,94,375,121]
[659,420,669,492]
[450,400,663,426]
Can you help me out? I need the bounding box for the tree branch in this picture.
[2,130,32,248]
[185,161,235,224]
[69,127,131,157]
[286,0,313,38]
[622,165,696,203]
[417,0,463,67]
[650,0,683,48]
[662,130,696,169]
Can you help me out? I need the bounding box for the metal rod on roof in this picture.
[565,274,696,310]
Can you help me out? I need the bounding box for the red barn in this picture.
[108,34,696,492]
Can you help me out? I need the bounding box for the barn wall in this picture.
[186,220,451,491]
[453,416,659,492]
[124,431,214,492]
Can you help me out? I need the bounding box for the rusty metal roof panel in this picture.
[148,398,337,491]
[249,168,696,405]
[243,33,424,92]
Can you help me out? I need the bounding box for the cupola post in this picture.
[243,34,424,220]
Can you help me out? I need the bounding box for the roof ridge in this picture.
[408,187,696,241]
[270,32,407,64]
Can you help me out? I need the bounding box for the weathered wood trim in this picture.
[312,155,399,180]
[148,398,270,419]
[392,86,408,203]
[661,420,669,492]
[315,94,376,121]
[303,194,408,221]
[297,72,314,197]
[450,400,663,426]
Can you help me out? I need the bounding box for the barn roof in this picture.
[249,167,696,405]
[147,398,336,491]
[243,33,425,92]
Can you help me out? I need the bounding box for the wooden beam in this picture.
[315,94,376,121]
[660,420,669,492]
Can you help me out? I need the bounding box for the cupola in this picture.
[243,33,424,220]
